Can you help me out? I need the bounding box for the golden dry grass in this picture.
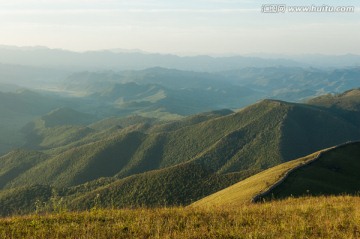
[1,196,360,239]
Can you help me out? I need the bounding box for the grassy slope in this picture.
[264,142,360,199]
[191,151,323,208]
[1,196,360,239]
[192,142,360,208]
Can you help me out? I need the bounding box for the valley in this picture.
[0,48,360,238]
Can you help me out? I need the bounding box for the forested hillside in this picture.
[1,90,360,215]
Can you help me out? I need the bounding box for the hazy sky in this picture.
[0,0,359,55]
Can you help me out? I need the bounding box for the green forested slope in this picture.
[1,94,360,214]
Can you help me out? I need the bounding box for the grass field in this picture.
[1,196,359,238]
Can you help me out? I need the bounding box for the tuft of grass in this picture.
[0,196,359,238]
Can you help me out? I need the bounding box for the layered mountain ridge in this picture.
[1,89,360,215]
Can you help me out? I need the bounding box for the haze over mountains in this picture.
[1,45,360,71]
[0,45,360,216]
[1,66,359,156]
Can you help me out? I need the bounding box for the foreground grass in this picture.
[1,196,360,239]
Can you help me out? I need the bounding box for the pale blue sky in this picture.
[0,0,359,55]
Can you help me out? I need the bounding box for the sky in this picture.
[0,0,359,55]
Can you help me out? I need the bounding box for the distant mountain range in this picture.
[60,67,360,116]
[1,45,360,72]
[1,65,359,156]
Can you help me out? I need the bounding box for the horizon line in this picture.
[0,44,359,58]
